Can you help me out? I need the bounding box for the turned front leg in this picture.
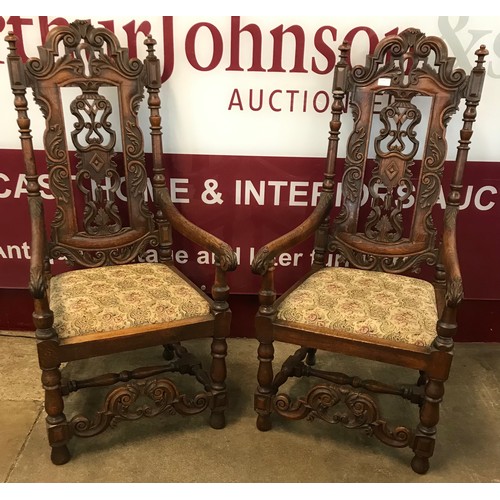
[411,377,444,474]
[209,335,228,429]
[209,260,230,429]
[254,264,277,431]
[255,339,274,431]
[35,298,71,465]
[42,362,71,465]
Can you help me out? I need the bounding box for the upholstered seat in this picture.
[49,263,211,339]
[276,267,437,347]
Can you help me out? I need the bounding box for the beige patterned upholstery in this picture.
[276,267,438,347]
[49,263,211,339]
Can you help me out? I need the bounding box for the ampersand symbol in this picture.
[438,16,491,71]
[201,179,223,205]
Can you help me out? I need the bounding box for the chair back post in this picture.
[5,31,52,302]
[145,35,173,265]
[10,20,165,268]
[435,45,488,352]
[312,42,350,271]
[444,45,488,243]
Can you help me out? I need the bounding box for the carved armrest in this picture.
[251,192,333,276]
[155,187,237,272]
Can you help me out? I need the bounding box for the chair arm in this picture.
[251,192,333,276]
[155,187,237,272]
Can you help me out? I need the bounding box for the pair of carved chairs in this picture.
[5,20,486,474]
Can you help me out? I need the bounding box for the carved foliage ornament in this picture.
[350,28,467,91]
[25,20,143,80]
[273,384,412,448]
[331,28,463,272]
[70,378,210,438]
[71,91,123,236]
[23,19,155,252]
[49,233,159,268]
[327,243,438,274]
[365,91,420,242]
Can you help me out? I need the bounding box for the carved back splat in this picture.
[329,28,486,274]
[6,20,167,267]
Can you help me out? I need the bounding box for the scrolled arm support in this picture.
[251,192,333,276]
[435,198,463,351]
[155,187,237,272]
[27,193,50,299]
[441,206,463,308]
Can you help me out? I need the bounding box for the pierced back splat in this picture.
[329,28,479,274]
[71,90,123,236]
[17,20,163,267]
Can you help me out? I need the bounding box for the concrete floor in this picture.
[0,330,499,483]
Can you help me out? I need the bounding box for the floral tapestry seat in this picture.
[49,263,211,339]
[276,267,438,348]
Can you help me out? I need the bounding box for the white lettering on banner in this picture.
[0,239,361,270]
[114,177,191,203]
[0,173,192,204]
[138,249,190,265]
[0,242,31,259]
[235,179,324,206]
[141,246,344,271]
[13,174,54,199]
[137,247,244,267]
[0,241,68,264]
[201,179,224,204]
[0,173,12,198]
[233,179,499,211]
[1,171,498,212]
[108,177,192,204]
[248,246,305,267]
[170,178,190,203]
[469,186,497,211]
[289,182,310,206]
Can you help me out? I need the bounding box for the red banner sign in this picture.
[1,150,499,301]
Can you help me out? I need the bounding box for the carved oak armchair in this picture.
[251,28,487,474]
[5,20,237,465]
